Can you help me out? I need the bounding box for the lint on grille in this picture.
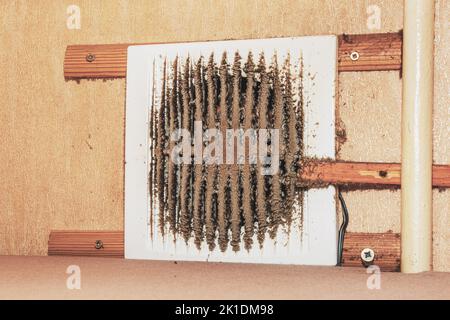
[125,36,337,265]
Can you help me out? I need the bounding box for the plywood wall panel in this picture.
[0,0,448,271]
[432,0,450,272]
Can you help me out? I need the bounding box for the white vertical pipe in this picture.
[401,0,434,273]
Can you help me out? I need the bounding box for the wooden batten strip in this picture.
[338,32,402,72]
[342,232,400,272]
[299,161,450,188]
[48,230,400,271]
[64,32,402,79]
[48,231,124,257]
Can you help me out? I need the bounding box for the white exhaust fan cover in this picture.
[125,36,337,265]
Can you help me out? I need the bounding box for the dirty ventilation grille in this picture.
[125,36,337,265]
[150,52,304,252]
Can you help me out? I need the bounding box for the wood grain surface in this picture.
[342,232,400,272]
[48,230,401,271]
[48,231,124,257]
[299,161,450,188]
[64,33,403,79]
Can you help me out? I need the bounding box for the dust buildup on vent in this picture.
[255,54,270,247]
[242,52,256,251]
[217,53,230,252]
[152,51,304,252]
[167,57,179,236]
[268,56,284,239]
[204,54,218,251]
[155,59,168,236]
[230,52,242,252]
[178,58,193,243]
[192,59,206,249]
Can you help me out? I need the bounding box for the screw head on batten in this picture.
[350,51,360,61]
[86,53,96,63]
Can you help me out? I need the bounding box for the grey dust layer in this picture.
[150,51,305,252]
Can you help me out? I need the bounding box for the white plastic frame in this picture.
[125,36,337,265]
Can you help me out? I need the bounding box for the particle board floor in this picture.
[0,256,448,300]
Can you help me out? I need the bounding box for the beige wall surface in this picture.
[0,0,448,270]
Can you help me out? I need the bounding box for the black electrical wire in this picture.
[337,190,349,266]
